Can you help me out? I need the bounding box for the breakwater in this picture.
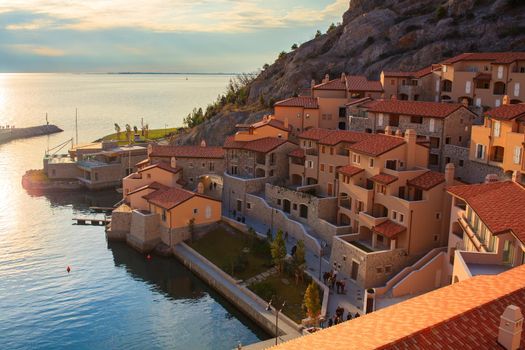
[0,124,62,144]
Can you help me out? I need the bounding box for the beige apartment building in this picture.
[381,65,440,102]
[273,74,383,132]
[470,103,525,184]
[347,99,477,172]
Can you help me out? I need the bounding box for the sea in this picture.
[0,73,268,350]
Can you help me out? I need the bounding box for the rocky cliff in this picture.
[177,0,525,146]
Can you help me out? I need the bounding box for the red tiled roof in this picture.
[486,103,525,121]
[313,78,346,91]
[127,181,168,196]
[414,65,433,78]
[274,96,319,109]
[135,158,150,167]
[348,133,406,156]
[345,97,372,106]
[149,145,224,159]
[138,162,182,175]
[346,75,383,92]
[271,264,525,350]
[407,171,445,190]
[369,172,398,185]
[223,136,290,154]
[474,72,492,80]
[337,165,364,177]
[240,117,292,132]
[447,181,525,244]
[288,148,305,159]
[382,71,415,78]
[441,52,525,65]
[297,128,334,141]
[365,99,465,118]
[143,187,195,209]
[373,219,406,239]
[318,130,370,146]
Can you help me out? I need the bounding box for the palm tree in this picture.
[114,123,121,139]
[125,124,132,144]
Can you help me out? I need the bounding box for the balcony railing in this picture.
[305,148,318,156]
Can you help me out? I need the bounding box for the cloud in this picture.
[9,44,66,56]
[1,0,348,33]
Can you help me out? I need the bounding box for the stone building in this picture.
[380,65,440,102]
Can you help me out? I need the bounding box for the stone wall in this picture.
[443,144,504,183]
[127,210,161,252]
[107,209,132,240]
[222,172,273,216]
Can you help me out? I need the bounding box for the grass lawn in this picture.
[249,274,319,324]
[100,127,181,143]
[188,224,273,281]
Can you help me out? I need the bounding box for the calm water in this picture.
[0,74,268,349]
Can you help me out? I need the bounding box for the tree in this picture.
[114,123,121,139]
[327,22,336,33]
[271,230,287,273]
[304,282,321,324]
[263,63,270,70]
[278,51,287,60]
[293,240,306,285]
[291,43,298,50]
[315,30,322,38]
[125,124,132,144]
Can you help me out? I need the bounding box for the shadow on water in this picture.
[31,189,122,211]
[107,241,271,340]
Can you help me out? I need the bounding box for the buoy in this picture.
[66,266,71,273]
[146,254,151,260]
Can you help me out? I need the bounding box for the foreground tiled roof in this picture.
[447,181,525,244]
[345,97,372,106]
[149,144,224,158]
[346,75,383,92]
[486,103,525,121]
[337,165,364,177]
[441,52,525,65]
[297,128,334,141]
[373,220,406,239]
[288,148,305,159]
[313,78,346,91]
[407,171,445,190]
[274,96,319,109]
[223,136,290,154]
[369,173,398,185]
[348,133,406,157]
[138,162,182,175]
[271,264,525,350]
[143,187,195,209]
[365,99,465,118]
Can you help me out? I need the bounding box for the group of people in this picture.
[322,270,346,294]
[321,307,360,328]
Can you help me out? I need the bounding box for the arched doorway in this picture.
[299,204,308,219]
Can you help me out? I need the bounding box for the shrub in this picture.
[315,30,322,38]
[278,51,287,60]
[291,43,298,50]
[435,6,447,20]
[327,22,336,33]
[304,282,321,320]
[250,281,276,301]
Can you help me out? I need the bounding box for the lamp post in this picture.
[267,298,286,345]
[318,240,326,280]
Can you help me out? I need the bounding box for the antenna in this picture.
[75,108,79,146]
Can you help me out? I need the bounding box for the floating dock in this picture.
[73,217,111,226]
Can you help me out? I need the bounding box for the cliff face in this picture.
[180,0,525,146]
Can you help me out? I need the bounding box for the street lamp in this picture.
[318,240,327,280]
[267,298,286,345]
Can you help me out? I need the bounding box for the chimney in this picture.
[200,139,207,147]
[512,170,521,183]
[445,163,455,185]
[395,129,403,137]
[170,157,177,169]
[503,95,510,106]
[384,126,392,135]
[498,305,523,350]
[341,72,346,82]
[323,74,330,83]
[485,174,500,183]
[284,117,289,129]
[404,129,417,169]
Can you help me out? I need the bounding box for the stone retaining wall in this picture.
[443,144,504,183]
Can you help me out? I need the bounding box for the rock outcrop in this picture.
[179,0,525,146]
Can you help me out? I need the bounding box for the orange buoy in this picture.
[66,266,71,273]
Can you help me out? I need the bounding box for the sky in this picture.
[0,0,348,73]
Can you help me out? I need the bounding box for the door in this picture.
[351,261,359,280]
[283,199,291,214]
[327,183,333,196]
[236,200,242,212]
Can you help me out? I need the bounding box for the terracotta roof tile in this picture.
[407,171,445,190]
[373,219,406,239]
[486,103,525,121]
[271,264,525,350]
[348,133,406,156]
[345,97,372,106]
[318,130,370,146]
[149,145,224,159]
[346,75,383,92]
[337,165,364,177]
[297,128,334,141]
[238,117,292,132]
[138,162,182,175]
[370,172,398,185]
[447,181,525,244]
[127,181,169,196]
[143,187,195,209]
[223,136,290,154]
[365,100,466,119]
[313,78,346,91]
[382,71,415,78]
[274,96,319,109]
[288,148,305,159]
[441,52,525,65]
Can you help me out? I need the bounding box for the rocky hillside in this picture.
[177,0,525,146]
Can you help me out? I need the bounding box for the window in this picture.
[329,166,334,173]
[514,82,521,97]
[429,118,435,132]
[459,160,464,167]
[445,157,451,163]
[376,267,383,274]
[513,146,523,165]
[429,154,439,165]
[209,162,215,171]
[377,235,384,243]
[193,208,198,214]
[293,203,297,210]
[497,65,504,79]
[434,235,439,242]
[305,160,314,168]
[399,214,404,223]
[202,162,205,168]
[189,162,193,168]
[445,137,451,144]
[321,146,326,153]
[369,158,374,167]
[353,154,360,164]
[378,113,384,126]
[330,147,334,155]
[205,206,212,218]
[493,121,501,137]
[390,79,395,85]
[435,212,442,220]
[465,81,471,94]
[277,199,281,205]
[389,114,399,127]
[320,164,325,172]
[162,209,167,222]
[94,172,99,181]
[190,177,194,183]
[475,98,482,107]
[443,65,447,73]
[410,116,423,124]
[246,203,251,210]
[459,136,462,143]
[476,144,486,159]
[392,211,397,220]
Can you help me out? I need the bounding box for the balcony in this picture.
[305,148,318,156]
[454,250,512,281]
[359,211,388,228]
[339,196,351,210]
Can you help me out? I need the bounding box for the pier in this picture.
[73,217,111,226]
[0,124,63,145]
